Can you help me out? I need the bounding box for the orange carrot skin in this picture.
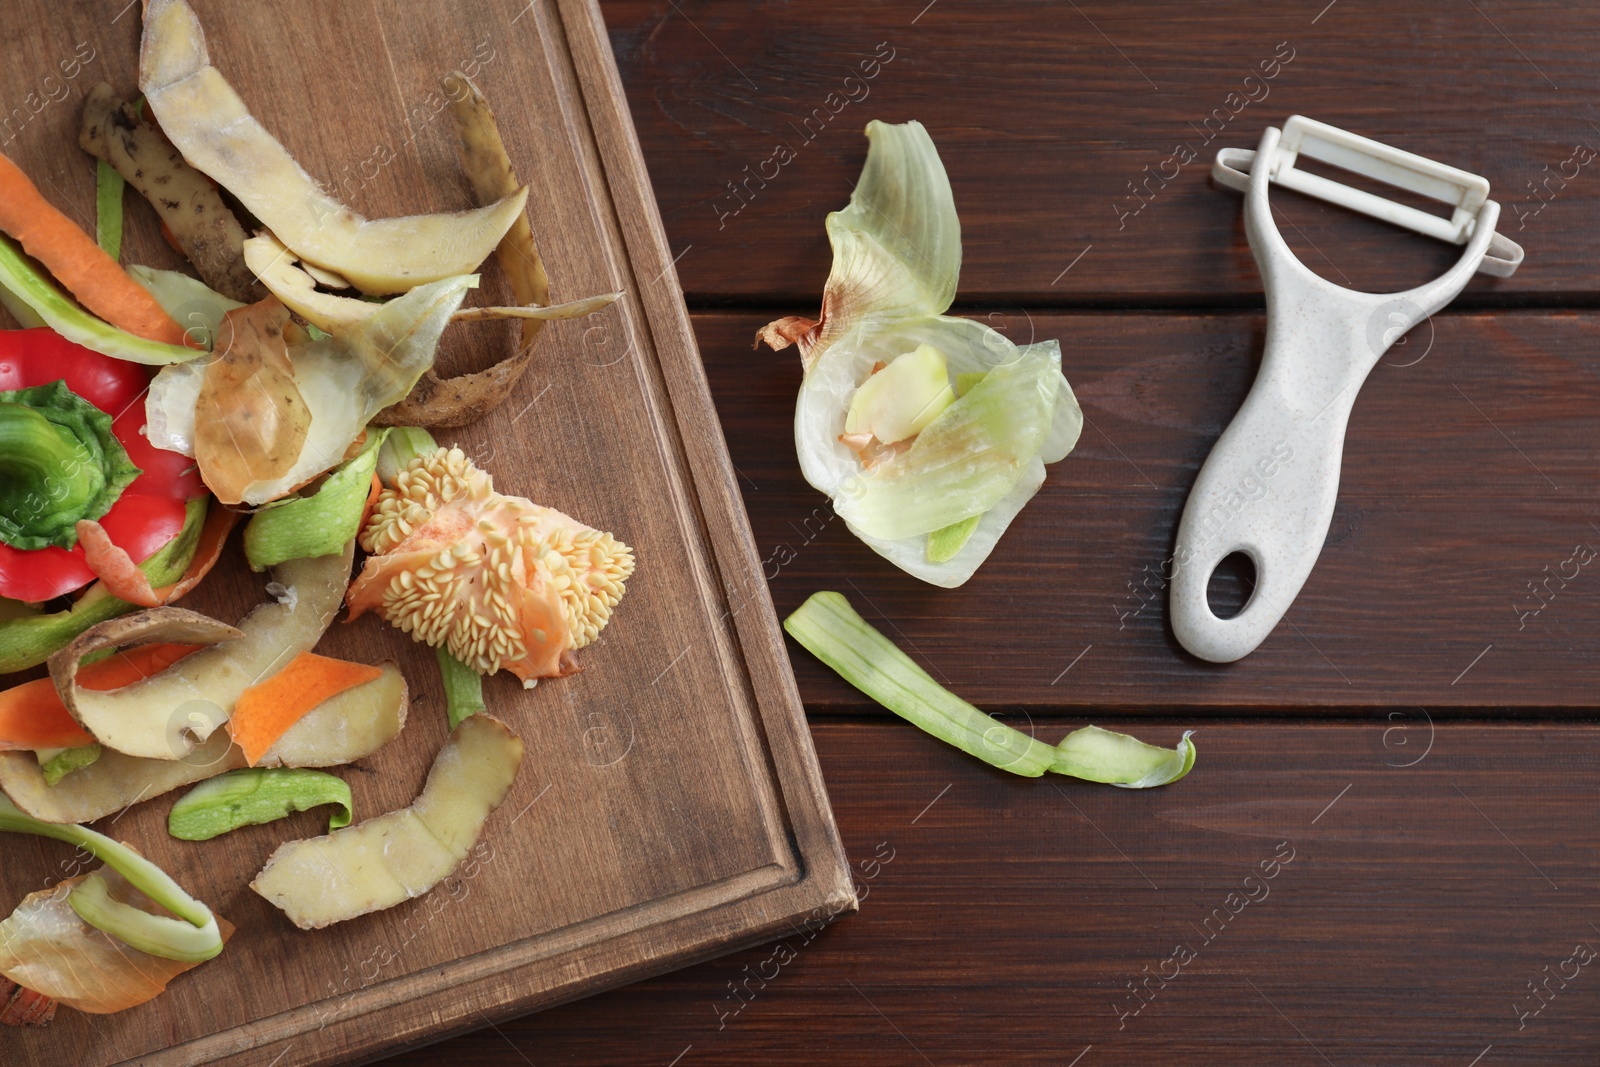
[0,151,189,346]
[230,652,384,765]
[0,643,200,751]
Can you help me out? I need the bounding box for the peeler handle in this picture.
[1167,316,1366,663]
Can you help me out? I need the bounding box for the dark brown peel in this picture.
[79,83,264,303]
[374,346,534,428]
[376,72,562,428]
[448,71,550,314]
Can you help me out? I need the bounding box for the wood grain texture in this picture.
[598,0,1600,305]
[383,717,1600,1066]
[691,309,1600,712]
[0,2,851,1065]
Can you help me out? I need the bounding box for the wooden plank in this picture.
[384,717,1600,1066]
[692,309,1600,711]
[597,0,1600,304]
[0,3,851,1065]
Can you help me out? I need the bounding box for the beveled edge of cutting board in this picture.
[124,2,855,1064]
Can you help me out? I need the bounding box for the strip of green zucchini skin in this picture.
[783,591,1196,787]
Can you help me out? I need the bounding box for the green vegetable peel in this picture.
[784,591,1194,787]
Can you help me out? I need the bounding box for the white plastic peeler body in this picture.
[1170,119,1521,664]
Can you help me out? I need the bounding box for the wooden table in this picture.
[382,2,1600,1063]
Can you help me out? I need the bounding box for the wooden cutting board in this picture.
[0,2,853,1064]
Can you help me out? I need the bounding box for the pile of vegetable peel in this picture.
[0,0,639,1026]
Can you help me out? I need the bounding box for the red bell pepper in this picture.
[0,328,203,602]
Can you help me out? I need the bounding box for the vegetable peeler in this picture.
[1169,116,1524,663]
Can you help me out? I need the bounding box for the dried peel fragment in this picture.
[350,448,633,683]
[375,72,620,429]
[192,299,308,506]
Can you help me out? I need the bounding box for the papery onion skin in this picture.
[0,868,231,1014]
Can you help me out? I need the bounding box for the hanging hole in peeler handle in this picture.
[1205,551,1258,620]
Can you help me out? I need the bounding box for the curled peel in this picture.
[252,713,522,929]
[245,232,618,336]
[0,664,407,825]
[0,868,232,1014]
[75,497,239,608]
[140,0,527,294]
[376,72,618,428]
[47,544,353,760]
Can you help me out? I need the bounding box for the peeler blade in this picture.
[1211,116,1524,276]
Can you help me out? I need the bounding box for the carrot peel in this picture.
[229,653,384,766]
[0,151,189,346]
[0,642,199,752]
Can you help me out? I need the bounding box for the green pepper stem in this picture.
[0,400,102,528]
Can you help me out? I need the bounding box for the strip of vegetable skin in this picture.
[0,793,223,960]
[169,768,353,840]
[784,591,1195,787]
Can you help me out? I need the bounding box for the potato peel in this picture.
[0,665,406,825]
[140,0,527,294]
[251,713,522,930]
[48,544,354,761]
[244,231,617,337]
[79,83,263,304]
[376,72,583,429]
